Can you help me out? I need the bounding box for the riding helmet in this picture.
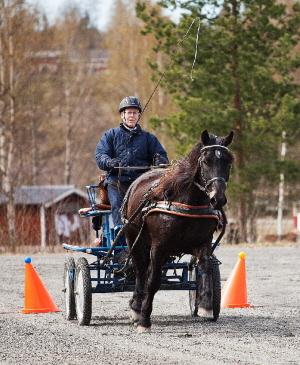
[119,96,142,113]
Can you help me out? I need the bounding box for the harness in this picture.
[142,201,222,222]
[106,144,230,271]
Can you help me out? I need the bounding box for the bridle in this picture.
[194,145,231,194]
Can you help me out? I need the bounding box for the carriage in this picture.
[63,183,222,326]
[63,130,233,329]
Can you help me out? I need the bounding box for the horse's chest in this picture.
[148,215,217,248]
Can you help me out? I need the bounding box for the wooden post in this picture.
[40,205,46,249]
[277,131,286,240]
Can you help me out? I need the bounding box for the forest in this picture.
[0,0,299,247]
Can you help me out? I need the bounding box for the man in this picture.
[95,96,168,233]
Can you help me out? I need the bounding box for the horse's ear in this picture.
[201,130,210,145]
[223,131,234,147]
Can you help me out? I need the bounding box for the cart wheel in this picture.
[63,256,76,320]
[210,259,221,321]
[188,257,198,317]
[75,257,92,326]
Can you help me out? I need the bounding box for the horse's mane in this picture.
[150,140,203,200]
[150,133,227,201]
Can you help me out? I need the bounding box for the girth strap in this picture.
[142,201,221,221]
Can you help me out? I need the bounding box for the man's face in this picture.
[122,107,140,128]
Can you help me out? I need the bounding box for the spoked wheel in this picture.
[75,257,92,326]
[188,257,198,317]
[63,256,76,320]
[210,257,221,321]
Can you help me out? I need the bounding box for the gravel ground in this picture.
[0,245,299,365]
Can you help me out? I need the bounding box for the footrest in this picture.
[63,243,109,255]
[79,205,111,217]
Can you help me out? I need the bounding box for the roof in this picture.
[0,185,88,206]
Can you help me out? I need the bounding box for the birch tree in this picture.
[53,9,104,184]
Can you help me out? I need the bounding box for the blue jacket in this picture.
[95,123,168,184]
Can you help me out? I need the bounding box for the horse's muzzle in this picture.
[208,184,227,209]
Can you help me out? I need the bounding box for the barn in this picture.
[0,185,91,247]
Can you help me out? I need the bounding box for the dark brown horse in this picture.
[122,130,234,332]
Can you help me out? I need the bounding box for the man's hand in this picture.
[108,158,121,169]
[153,153,165,166]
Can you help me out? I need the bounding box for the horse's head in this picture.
[196,130,234,209]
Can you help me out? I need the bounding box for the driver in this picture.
[95,96,168,233]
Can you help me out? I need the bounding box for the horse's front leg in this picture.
[137,246,165,332]
[197,250,213,317]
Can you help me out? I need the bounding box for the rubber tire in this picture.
[63,256,76,320]
[188,264,198,317]
[75,257,92,326]
[211,260,221,321]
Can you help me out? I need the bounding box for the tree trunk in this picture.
[0,22,5,189]
[30,117,38,185]
[4,11,16,248]
[231,0,247,242]
[247,191,257,243]
[277,131,286,239]
[64,87,72,185]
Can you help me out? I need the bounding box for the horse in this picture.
[122,130,234,332]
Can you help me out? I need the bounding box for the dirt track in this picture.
[0,245,299,365]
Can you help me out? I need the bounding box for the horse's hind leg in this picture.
[129,241,150,324]
[137,246,165,332]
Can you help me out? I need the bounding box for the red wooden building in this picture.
[0,185,91,247]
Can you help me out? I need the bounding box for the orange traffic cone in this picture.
[221,252,252,308]
[22,257,60,314]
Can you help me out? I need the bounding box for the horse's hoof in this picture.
[136,325,151,334]
[130,309,141,323]
[198,307,213,318]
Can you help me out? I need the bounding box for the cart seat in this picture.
[79,203,111,216]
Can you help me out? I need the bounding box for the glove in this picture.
[108,158,121,169]
[153,153,164,166]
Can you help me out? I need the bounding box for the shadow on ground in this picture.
[90,313,298,338]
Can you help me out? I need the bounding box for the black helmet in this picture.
[119,96,142,113]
